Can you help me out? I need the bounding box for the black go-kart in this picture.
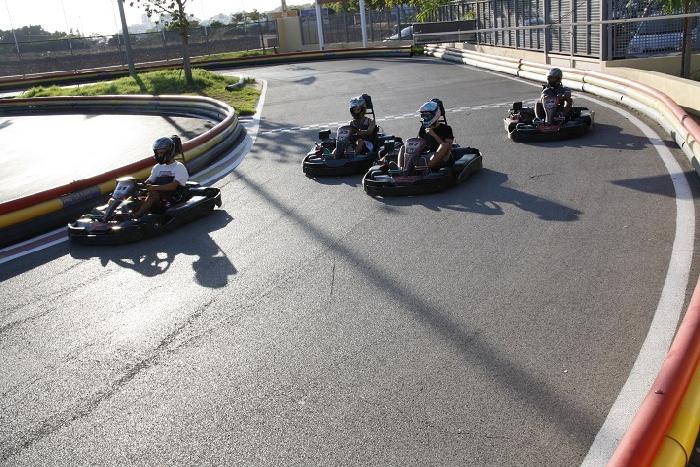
[504,90,594,143]
[362,137,483,197]
[302,93,402,177]
[302,126,402,177]
[68,177,222,245]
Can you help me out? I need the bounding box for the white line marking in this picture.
[0,227,64,253]
[0,80,269,265]
[448,61,695,466]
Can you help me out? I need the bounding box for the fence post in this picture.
[544,0,550,64]
[600,0,609,61]
[314,0,325,50]
[397,5,401,41]
[161,29,169,62]
[343,2,349,43]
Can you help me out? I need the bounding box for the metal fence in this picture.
[300,6,418,45]
[609,0,700,58]
[418,0,700,60]
[0,20,278,78]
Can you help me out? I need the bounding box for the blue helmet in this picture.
[418,100,441,128]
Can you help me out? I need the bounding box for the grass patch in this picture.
[196,49,275,62]
[20,68,260,116]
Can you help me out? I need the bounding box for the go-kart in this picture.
[362,138,483,197]
[303,93,402,177]
[67,177,222,245]
[504,89,594,142]
[302,126,402,177]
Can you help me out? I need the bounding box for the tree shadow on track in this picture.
[69,210,237,288]
[232,170,597,449]
[524,122,652,151]
[372,169,582,222]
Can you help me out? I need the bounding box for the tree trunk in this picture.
[180,26,194,85]
[680,0,692,78]
[178,2,194,86]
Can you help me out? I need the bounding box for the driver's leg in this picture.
[535,101,545,119]
[563,100,573,120]
[132,191,160,218]
[397,145,406,169]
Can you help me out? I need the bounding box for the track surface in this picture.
[0,114,215,202]
[1,57,700,465]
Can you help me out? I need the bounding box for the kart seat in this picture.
[165,195,207,214]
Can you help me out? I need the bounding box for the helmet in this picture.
[152,136,175,164]
[547,68,563,88]
[418,100,441,128]
[349,95,367,118]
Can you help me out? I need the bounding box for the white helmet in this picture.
[349,95,367,118]
[418,100,441,128]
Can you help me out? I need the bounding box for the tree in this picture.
[130,0,195,85]
[232,12,245,23]
[248,9,262,21]
[660,0,700,78]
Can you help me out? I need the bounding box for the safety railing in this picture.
[413,12,700,61]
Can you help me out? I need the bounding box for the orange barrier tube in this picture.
[609,276,700,467]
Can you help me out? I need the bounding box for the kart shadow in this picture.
[375,168,582,222]
[522,122,652,151]
[310,175,362,188]
[69,210,237,288]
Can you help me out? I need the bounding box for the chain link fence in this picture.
[0,20,278,78]
[300,6,418,45]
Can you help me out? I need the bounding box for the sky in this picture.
[1,0,284,36]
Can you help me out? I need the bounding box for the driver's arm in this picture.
[426,128,453,148]
[147,181,180,192]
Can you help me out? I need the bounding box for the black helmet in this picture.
[153,136,175,164]
[547,68,563,88]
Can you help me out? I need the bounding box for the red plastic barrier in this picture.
[609,275,700,467]
[0,95,235,215]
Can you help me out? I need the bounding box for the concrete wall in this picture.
[276,17,303,53]
[604,53,700,77]
[602,64,700,117]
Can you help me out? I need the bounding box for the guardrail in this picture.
[424,44,700,467]
[0,46,412,92]
[0,94,242,247]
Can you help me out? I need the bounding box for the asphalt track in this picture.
[0,114,216,202]
[2,57,700,465]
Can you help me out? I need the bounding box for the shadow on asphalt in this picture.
[68,210,237,288]
[293,76,317,86]
[372,168,582,222]
[231,169,597,448]
[611,172,700,199]
[524,122,652,151]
